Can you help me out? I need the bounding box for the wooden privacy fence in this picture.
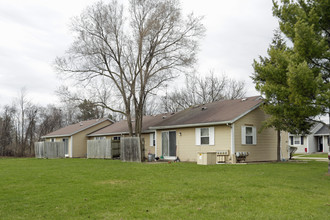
[120,137,144,162]
[35,142,65,159]
[87,139,120,159]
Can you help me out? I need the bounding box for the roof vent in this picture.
[171,112,175,115]
[241,98,247,101]
[79,122,83,126]
[162,116,167,119]
[201,107,207,111]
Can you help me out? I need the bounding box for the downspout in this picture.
[155,131,157,157]
[70,136,73,158]
[230,123,236,164]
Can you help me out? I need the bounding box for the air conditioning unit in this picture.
[235,152,250,163]
[216,150,229,164]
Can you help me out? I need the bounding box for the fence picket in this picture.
[34,142,65,158]
[87,139,114,159]
[120,137,142,162]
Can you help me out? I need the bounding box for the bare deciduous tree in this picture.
[162,72,246,112]
[37,105,63,140]
[56,79,122,122]
[55,0,205,141]
[0,105,16,156]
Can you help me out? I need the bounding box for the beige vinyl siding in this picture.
[45,137,70,145]
[156,125,232,162]
[45,137,67,142]
[234,107,278,162]
[71,120,112,158]
[144,133,155,156]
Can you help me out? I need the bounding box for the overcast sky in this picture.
[0,0,278,107]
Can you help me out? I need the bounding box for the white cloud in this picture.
[0,0,278,107]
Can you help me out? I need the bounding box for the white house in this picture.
[289,123,329,154]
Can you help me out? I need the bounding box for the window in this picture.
[241,126,257,145]
[290,136,303,145]
[294,136,300,145]
[50,138,55,142]
[95,136,106,140]
[201,128,209,145]
[112,136,121,141]
[195,127,214,145]
[150,133,155,147]
[245,127,253,144]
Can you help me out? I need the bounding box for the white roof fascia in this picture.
[311,123,324,134]
[314,133,330,136]
[88,132,129,137]
[149,120,233,130]
[41,134,71,138]
[88,129,156,137]
[288,123,325,136]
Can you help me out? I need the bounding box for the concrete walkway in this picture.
[292,155,329,162]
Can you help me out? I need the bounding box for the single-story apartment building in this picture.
[41,96,290,163]
[87,113,174,158]
[149,96,289,163]
[42,118,113,157]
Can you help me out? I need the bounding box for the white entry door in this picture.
[63,138,69,156]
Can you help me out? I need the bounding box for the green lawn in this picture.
[0,158,329,219]
[300,153,329,158]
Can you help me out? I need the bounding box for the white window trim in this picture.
[293,136,301,145]
[195,127,214,146]
[94,136,106,140]
[289,135,304,146]
[150,133,155,147]
[241,126,257,145]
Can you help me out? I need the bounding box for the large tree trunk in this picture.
[328,113,330,174]
[134,102,144,162]
[277,129,281,162]
[126,113,133,137]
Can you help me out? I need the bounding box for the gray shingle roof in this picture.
[42,118,112,138]
[89,96,263,135]
[150,96,263,129]
[88,113,174,136]
[315,124,330,135]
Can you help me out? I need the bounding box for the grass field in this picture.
[0,158,329,219]
[299,153,329,158]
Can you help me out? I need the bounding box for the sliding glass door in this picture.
[162,131,176,157]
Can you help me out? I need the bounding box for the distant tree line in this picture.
[0,89,110,157]
[0,70,246,157]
